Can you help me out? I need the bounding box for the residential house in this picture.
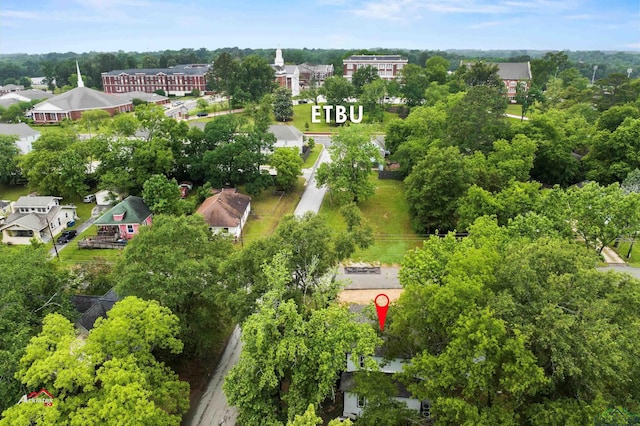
[0,123,41,154]
[0,89,53,103]
[268,124,304,154]
[0,84,25,95]
[196,189,251,239]
[91,190,120,217]
[31,63,133,124]
[93,195,152,240]
[0,196,77,245]
[343,55,408,82]
[72,288,120,333]
[0,200,10,225]
[102,64,210,97]
[460,61,532,101]
[272,48,300,97]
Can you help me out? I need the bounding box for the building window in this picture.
[127,225,134,234]
[359,356,365,368]
[357,394,366,408]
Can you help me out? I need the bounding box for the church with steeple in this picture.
[271,47,300,97]
[30,61,133,124]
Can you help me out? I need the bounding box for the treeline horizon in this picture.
[1,47,638,91]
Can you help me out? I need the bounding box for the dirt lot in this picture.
[337,289,404,305]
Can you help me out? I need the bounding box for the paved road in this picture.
[294,142,330,217]
[48,216,96,259]
[188,326,242,426]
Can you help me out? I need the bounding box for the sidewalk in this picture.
[602,246,626,265]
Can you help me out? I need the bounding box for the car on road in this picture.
[56,230,78,244]
[197,111,208,117]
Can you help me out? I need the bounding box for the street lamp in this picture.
[591,65,598,85]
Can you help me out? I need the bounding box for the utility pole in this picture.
[46,218,60,261]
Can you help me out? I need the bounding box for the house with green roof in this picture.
[93,196,152,241]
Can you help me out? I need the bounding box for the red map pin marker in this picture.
[374,293,390,331]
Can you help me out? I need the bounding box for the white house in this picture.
[0,196,77,245]
[268,124,304,154]
[340,352,431,420]
[195,189,251,240]
[0,123,41,154]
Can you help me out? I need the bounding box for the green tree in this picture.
[224,254,381,425]
[405,146,470,233]
[515,84,545,120]
[360,79,386,122]
[445,85,508,154]
[596,104,640,132]
[425,55,450,84]
[567,181,640,254]
[273,87,294,122]
[351,65,380,95]
[0,297,189,425]
[196,98,209,112]
[271,147,302,191]
[0,245,74,414]
[113,215,234,357]
[142,174,182,215]
[400,64,428,107]
[460,61,502,88]
[389,219,640,424]
[234,55,277,105]
[78,109,110,137]
[0,135,20,184]
[316,125,381,204]
[323,76,354,121]
[585,117,640,185]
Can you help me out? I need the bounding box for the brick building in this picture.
[343,55,408,82]
[101,64,210,97]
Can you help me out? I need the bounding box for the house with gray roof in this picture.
[0,89,53,103]
[0,200,10,225]
[268,124,304,154]
[93,195,152,241]
[0,84,24,95]
[0,123,40,154]
[0,196,77,245]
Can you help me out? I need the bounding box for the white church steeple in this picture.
[76,61,84,88]
[274,47,284,67]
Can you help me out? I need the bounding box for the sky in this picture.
[0,0,638,55]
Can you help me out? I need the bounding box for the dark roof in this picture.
[74,288,120,332]
[196,189,251,228]
[94,195,152,225]
[102,64,210,77]
[344,55,407,62]
[339,372,414,398]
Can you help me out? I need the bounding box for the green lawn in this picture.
[302,144,322,168]
[506,104,524,117]
[53,224,125,267]
[319,174,422,265]
[612,241,640,267]
[0,184,31,201]
[240,179,306,245]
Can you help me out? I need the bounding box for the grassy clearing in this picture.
[53,225,124,267]
[506,104,524,117]
[319,173,422,265]
[240,178,306,245]
[612,241,640,267]
[0,184,31,201]
[302,144,322,168]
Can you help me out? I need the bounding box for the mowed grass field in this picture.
[319,173,422,265]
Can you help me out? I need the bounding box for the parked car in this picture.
[56,230,78,244]
[197,112,208,117]
[83,194,96,203]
